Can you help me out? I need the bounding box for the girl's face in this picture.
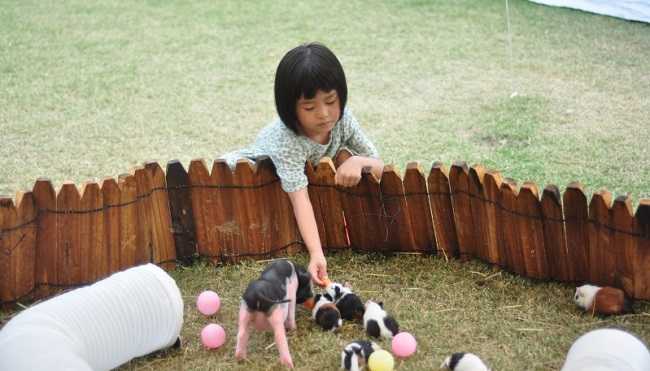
[295,89,340,144]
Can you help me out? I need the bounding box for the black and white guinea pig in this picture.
[312,293,342,332]
[362,300,399,339]
[440,352,490,371]
[341,340,380,371]
[574,284,632,315]
[326,282,365,321]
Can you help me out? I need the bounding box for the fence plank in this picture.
[57,182,82,285]
[449,162,474,260]
[588,190,614,286]
[166,160,197,264]
[313,158,348,250]
[210,160,239,263]
[118,174,138,270]
[33,179,57,297]
[634,200,650,299]
[13,192,37,302]
[427,162,458,258]
[498,180,525,275]
[257,157,300,257]
[611,195,636,296]
[340,170,384,253]
[404,162,436,254]
[233,160,266,258]
[133,167,153,265]
[101,177,121,275]
[469,165,489,262]
[0,197,17,303]
[563,182,589,283]
[188,159,214,260]
[483,171,502,265]
[145,162,176,270]
[380,165,416,252]
[517,182,548,279]
[541,185,571,282]
[79,182,104,282]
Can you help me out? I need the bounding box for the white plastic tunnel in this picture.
[0,263,184,371]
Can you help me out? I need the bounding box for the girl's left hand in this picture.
[335,157,363,187]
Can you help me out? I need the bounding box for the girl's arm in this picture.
[287,187,328,286]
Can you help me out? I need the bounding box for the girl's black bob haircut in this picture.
[274,42,347,135]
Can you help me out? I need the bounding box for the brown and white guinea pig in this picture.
[440,352,490,371]
[341,340,380,371]
[326,282,365,322]
[573,284,632,315]
[363,300,399,339]
[311,293,342,332]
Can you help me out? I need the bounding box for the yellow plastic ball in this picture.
[368,349,395,371]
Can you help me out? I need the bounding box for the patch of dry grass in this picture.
[94,251,650,371]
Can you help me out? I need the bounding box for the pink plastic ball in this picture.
[196,290,221,315]
[391,332,417,358]
[201,324,226,349]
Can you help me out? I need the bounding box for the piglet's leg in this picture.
[235,305,251,360]
[286,274,298,330]
[270,306,294,369]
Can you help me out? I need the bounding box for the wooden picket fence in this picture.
[1,157,649,307]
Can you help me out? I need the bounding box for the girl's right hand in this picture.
[308,253,328,287]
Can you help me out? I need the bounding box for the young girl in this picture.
[221,42,383,287]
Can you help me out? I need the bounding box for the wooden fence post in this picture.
[133,167,153,265]
[101,177,121,275]
[587,190,614,286]
[257,157,301,257]
[541,185,571,282]
[188,159,214,261]
[0,196,17,303]
[57,182,83,285]
[232,160,264,258]
[563,182,589,283]
[483,170,503,265]
[0,195,36,304]
[634,199,650,299]
[469,165,489,262]
[380,165,417,252]
[118,174,138,270]
[449,162,474,260]
[499,180,525,276]
[33,179,57,298]
[611,195,636,296]
[404,162,436,254]
[427,162,458,259]
[79,181,104,282]
[307,158,348,251]
[339,169,385,253]
[517,182,548,279]
[166,160,197,264]
[12,192,37,303]
[145,162,176,270]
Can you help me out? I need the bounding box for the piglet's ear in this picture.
[296,266,311,281]
[378,301,384,308]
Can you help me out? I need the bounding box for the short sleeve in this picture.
[342,111,379,158]
[261,125,310,193]
[270,149,310,193]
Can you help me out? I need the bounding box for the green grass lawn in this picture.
[2,1,650,370]
[1,0,649,202]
